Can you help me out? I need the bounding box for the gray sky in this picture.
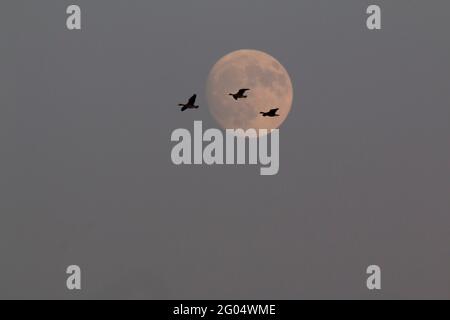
[0,0,449,299]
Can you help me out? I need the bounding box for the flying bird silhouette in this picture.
[178,94,199,112]
[229,89,250,101]
[260,108,280,117]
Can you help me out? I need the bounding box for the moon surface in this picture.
[206,50,294,134]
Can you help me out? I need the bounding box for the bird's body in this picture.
[229,89,250,101]
[178,94,199,112]
[260,108,280,117]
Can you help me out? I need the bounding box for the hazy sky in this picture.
[0,0,449,299]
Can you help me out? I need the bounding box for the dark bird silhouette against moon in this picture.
[229,88,250,101]
[260,108,280,117]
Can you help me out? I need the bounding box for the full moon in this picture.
[206,49,294,134]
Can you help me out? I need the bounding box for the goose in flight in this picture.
[260,108,280,117]
[178,94,199,112]
[229,89,250,101]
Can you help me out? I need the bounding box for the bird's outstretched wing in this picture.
[188,94,197,105]
[238,89,250,95]
[270,108,279,113]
